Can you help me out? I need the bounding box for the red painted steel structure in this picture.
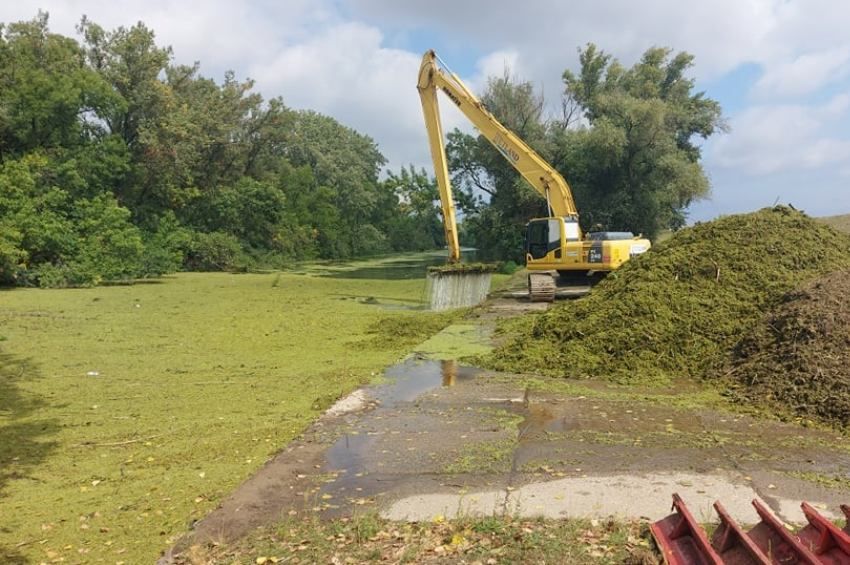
[651,494,850,565]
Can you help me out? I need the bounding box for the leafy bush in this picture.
[68,194,145,284]
[185,231,246,272]
[352,224,391,256]
[0,223,26,284]
[498,260,519,274]
[0,157,147,287]
[140,212,193,275]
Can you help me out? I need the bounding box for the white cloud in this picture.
[753,46,850,98]
[470,50,520,88]
[4,0,850,219]
[767,0,850,58]
[0,1,336,76]
[349,0,780,78]
[249,21,470,171]
[711,94,850,175]
[348,0,850,86]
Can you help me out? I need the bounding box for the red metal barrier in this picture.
[651,495,850,565]
[711,501,770,564]
[747,499,820,564]
[650,493,723,564]
[797,502,850,564]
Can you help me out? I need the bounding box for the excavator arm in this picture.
[417,49,579,263]
[417,49,650,301]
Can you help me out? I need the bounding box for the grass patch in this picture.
[182,512,655,564]
[477,406,525,432]
[485,373,736,414]
[551,429,749,450]
[364,309,469,351]
[441,409,524,474]
[414,323,494,360]
[785,471,850,491]
[443,439,518,474]
[0,268,449,563]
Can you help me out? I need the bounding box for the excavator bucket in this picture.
[651,494,850,565]
[426,264,495,311]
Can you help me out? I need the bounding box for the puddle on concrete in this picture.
[181,354,850,551]
[371,358,481,404]
[518,403,575,439]
[325,358,482,480]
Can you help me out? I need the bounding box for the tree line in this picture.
[0,13,725,286]
[0,13,444,286]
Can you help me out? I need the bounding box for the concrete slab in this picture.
[384,471,839,524]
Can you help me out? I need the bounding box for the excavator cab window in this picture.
[526,219,561,260]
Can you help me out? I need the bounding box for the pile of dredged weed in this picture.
[486,207,850,385]
[725,270,850,428]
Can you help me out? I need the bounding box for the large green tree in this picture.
[447,72,554,261]
[379,165,445,252]
[448,44,724,260]
[557,44,725,236]
[0,12,446,286]
[0,13,119,160]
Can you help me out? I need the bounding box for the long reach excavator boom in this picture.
[417,50,578,262]
[417,49,650,301]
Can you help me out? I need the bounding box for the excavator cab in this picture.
[525,219,561,260]
[525,216,651,298]
[525,217,583,261]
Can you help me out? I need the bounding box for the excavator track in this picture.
[651,493,850,564]
[528,272,556,302]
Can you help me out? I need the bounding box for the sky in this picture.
[2,0,849,221]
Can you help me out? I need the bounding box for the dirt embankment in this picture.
[726,270,850,428]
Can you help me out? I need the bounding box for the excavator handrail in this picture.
[417,49,579,262]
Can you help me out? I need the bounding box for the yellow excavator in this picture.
[417,50,651,301]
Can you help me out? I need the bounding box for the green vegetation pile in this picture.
[365,309,467,350]
[427,262,498,275]
[725,269,850,428]
[487,207,850,384]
